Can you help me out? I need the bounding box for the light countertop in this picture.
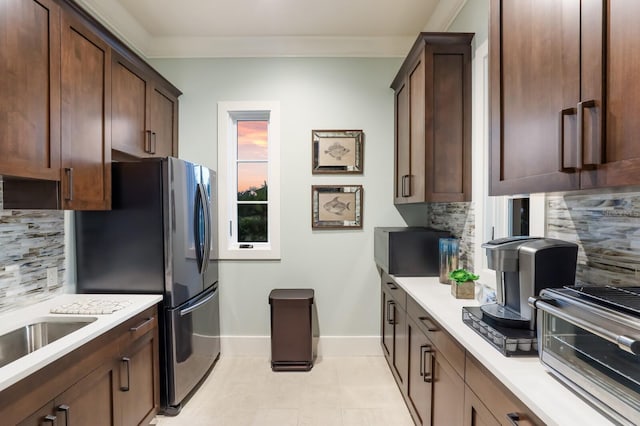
[392,276,613,426]
[0,293,162,392]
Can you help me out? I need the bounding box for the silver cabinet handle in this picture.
[120,357,131,391]
[576,99,597,169]
[145,130,152,153]
[56,404,70,426]
[419,316,438,332]
[421,345,434,383]
[577,99,600,167]
[558,107,577,171]
[388,301,396,325]
[130,317,154,333]
[151,131,157,154]
[64,168,74,201]
[43,415,57,425]
[401,175,411,197]
[506,412,520,425]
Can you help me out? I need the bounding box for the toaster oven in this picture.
[529,286,640,426]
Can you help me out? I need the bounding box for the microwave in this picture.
[374,227,450,277]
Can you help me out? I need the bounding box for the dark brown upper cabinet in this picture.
[60,12,112,210]
[490,0,640,195]
[0,0,61,182]
[0,0,181,210]
[391,33,473,204]
[112,54,179,160]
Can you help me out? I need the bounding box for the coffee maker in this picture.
[481,236,578,330]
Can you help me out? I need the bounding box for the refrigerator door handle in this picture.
[193,184,205,274]
[180,287,217,316]
[200,183,211,271]
[197,183,211,273]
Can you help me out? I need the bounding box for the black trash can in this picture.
[268,289,315,371]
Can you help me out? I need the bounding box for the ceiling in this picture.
[76,0,467,58]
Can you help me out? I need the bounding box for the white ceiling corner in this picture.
[423,0,469,32]
[73,0,467,59]
[74,0,152,57]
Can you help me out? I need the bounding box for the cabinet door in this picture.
[112,55,149,158]
[582,1,640,188]
[17,402,56,426]
[119,326,160,426]
[60,12,111,210]
[381,287,394,362]
[394,78,410,204]
[393,302,408,387]
[0,0,61,181]
[427,44,471,202]
[432,350,464,426]
[407,55,426,204]
[406,318,433,426]
[148,85,178,157]
[489,0,580,195]
[55,362,119,426]
[463,385,500,426]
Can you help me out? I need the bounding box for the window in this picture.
[217,101,280,259]
[472,40,546,287]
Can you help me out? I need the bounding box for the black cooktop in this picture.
[561,285,640,317]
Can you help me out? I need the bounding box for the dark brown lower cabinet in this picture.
[381,274,408,388]
[406,317,433,425]
[18,362,120,426]
[381,273,464,426]
[463,385,500,426]
[381,272,540,426]
[1,306,159,426]
[432,349,464,426]
[119,314,160,425]
[465,355,542,426]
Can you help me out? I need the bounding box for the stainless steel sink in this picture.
[0,317,97,368]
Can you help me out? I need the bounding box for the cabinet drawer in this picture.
[381,272,407,310]
[407,296,465,377]
[465,355,543,426]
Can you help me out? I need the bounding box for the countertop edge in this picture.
[0,293,163,392]
[390,275,613,426]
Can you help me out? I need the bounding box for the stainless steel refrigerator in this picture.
[75,157,219,415]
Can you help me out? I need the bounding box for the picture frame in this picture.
[311,185,363,229]
[312,130,363,174]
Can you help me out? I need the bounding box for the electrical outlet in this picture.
[47,267,58,289]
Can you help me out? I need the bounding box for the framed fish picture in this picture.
[311,185,363,229]
[312,130,363,174]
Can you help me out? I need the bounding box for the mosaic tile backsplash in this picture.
[0,179,66,312]
[547,190,640,286]
[428,202,475,271]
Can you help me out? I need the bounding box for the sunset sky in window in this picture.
[237,120,268,192]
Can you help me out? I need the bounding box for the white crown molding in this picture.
[424,0,468,31]
[73,0,152,57]
[146,35,416,58]
[72,0,464,58]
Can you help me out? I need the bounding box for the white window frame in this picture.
[472,40,546,288]
[217,101,281,260]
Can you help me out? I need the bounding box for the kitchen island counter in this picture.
[392,276,613,426]
[0,293,162,392]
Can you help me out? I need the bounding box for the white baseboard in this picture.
[220,336,382,357]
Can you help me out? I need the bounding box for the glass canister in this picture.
[439,237,460,284]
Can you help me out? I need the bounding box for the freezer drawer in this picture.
[164,285,220,410]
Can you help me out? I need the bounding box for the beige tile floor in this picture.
[152,356,414,426]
